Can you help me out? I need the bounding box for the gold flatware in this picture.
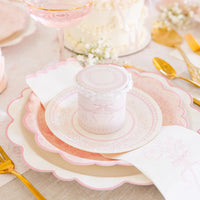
[122,62,200,107]
[153,57,200,88]
[184,33,200,55]
[0,146,46,200]
[193,97,200,106]
[152,21,200,82]
[123,64,145,72]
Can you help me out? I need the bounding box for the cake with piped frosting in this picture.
[64,0,150,57]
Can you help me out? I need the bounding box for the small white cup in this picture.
[76,64,133,134]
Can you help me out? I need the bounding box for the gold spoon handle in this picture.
[10,170,46,200]
[193,97,200,106]
[176,76,200,88]
[174,44,199,79]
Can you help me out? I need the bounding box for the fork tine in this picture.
[184,33,200,51]
[0,160,13,171]
[0,146,11,161]
[0,155,4,162]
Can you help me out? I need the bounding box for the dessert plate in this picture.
[24,69,187,166]
[0,18,36,48]
[0,2,27,41]
[45,87,162,154]
[7,72,200,189]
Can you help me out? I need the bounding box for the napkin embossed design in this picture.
[105,126,200,200]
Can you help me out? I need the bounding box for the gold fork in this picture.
[0,146,46,200]
[184,33,200,56]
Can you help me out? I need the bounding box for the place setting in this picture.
[2,0,200,199]
[6,54,200,191]
[6,56,200,197]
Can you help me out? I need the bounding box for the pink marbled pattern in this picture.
[128,69,188,127]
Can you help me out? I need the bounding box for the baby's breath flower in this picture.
[77,55,84,61]
[76,38,119,66]
[85,43,90,49]
[159,2,196,30]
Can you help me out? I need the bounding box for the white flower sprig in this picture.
[76,38,118,66]
[159,2,195,30]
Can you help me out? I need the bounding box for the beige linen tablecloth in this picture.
[0,2,200,199]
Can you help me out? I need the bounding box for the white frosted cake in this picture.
[64,0,150,57]
[76,64,132,134]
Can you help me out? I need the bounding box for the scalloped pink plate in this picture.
[24,69,188,165]
[128,69,188,127]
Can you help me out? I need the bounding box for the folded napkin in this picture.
[26,58,83,108]
[104,126,200,200]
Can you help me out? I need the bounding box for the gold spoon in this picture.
[153,57,200,88]
[152,21,199,82]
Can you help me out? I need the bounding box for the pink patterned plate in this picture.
[128,69,188,127]
[24,92,128,166]
[45,87,162,154]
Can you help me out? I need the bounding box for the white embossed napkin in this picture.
[26,58,83,108]
[104,126,200,200]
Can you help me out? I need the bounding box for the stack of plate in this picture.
[7,67,200,190]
